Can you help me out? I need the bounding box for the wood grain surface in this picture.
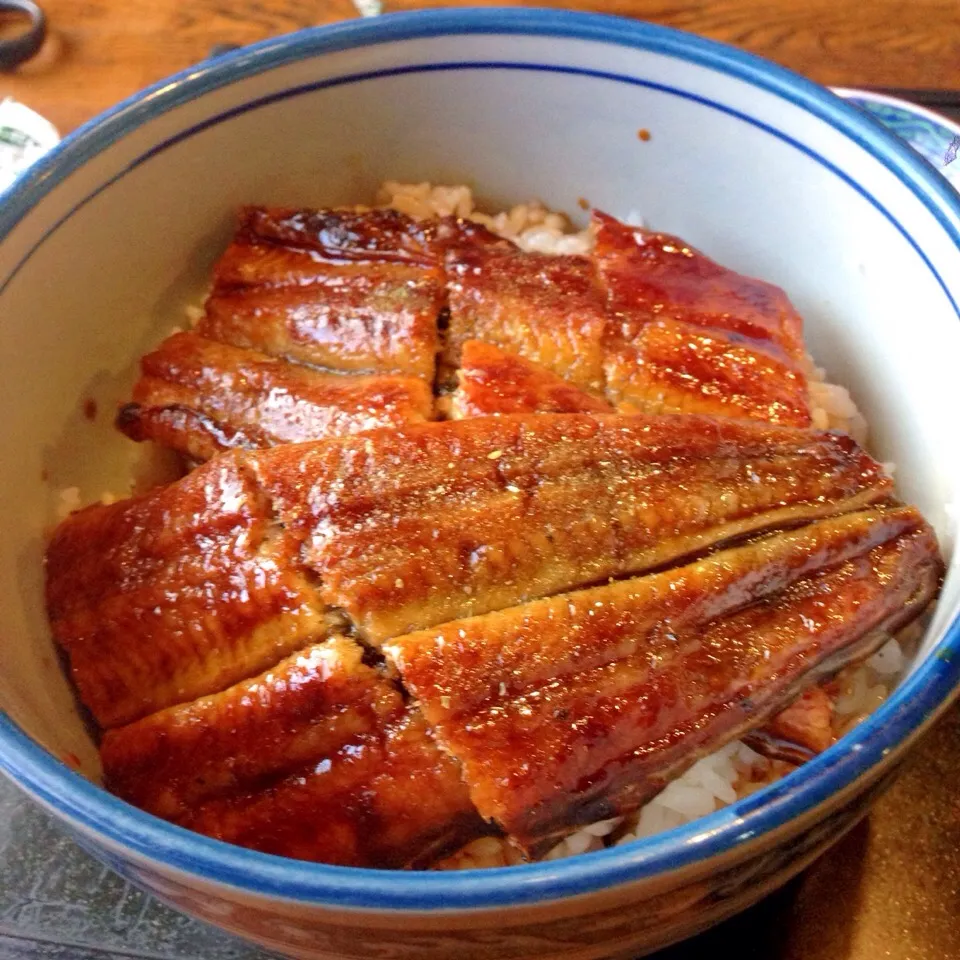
[3,0,960,133]
[390,0,960,89]
[1,0,358,132]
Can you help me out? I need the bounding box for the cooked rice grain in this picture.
[377,180,595,255]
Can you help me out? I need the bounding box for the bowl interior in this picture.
[1,12,958,853]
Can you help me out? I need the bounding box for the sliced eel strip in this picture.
[102,635,483,868]
[386,507,941,853]
[250,413,893,643]
[118,331,432,462]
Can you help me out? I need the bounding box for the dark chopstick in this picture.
[863,86,960,123]
[866,86,960,109]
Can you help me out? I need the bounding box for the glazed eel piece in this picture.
[119,206,815,462]
[198,206,510,379]
[249,413,892,643]
[101,636,483,868]
[449,339,613,418]
[44,414,933,867]
[198,206,447,379]
[386,506,942,854]
[94,506,938,866]
[47,414,890,725]
[443,245,609,392]
[444,211,812,424]
[446,341,833,757]
[118,208,517,459]
[45,452,330,729]
[116,331,434,462]
[593,212,811,425]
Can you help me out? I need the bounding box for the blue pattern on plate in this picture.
[840,95,960,186]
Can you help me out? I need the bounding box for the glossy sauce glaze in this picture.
[45,453,328,728]
[251,413,892,643]
[121,206,816,462]
[41,204,945,869]
[386,507,940,852]
[593,212,811,424]
[101,635,484,867]
[451,339,613,418]
[177,706,485,868]
[118,331,433,460]
[444,247,609,391]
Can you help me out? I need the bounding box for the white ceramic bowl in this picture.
[1,10,959,959]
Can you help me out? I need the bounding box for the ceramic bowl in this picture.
[1,10,959,960]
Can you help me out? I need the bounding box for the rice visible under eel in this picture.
[46,182,914,871]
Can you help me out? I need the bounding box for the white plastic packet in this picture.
[0,97,59,192]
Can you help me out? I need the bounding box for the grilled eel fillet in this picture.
[95,503,939,863]
[200,207,448,379]
[386,506,941,854]
[592,212,811,424]
[119,206,814,463]
[45,452,332,729]
[450,339,613,418]
[443,247,609,392]
[116,331,433,461]
[48,414,892,727]
[444,211,812,424]
[101,636,483,868]
[198,205,508,378]
[46,414,938,866]
[446,341,836,757]
[250,413,892,643]
[119,208,516,460]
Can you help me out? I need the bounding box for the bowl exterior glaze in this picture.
[40,764,896,959]
[1,10,959,960]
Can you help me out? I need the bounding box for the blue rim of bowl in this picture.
[1,8,959,912]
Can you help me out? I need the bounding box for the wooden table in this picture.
[1,3,958,960]
[4,0,960,133]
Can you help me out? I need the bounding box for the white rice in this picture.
[377,180,596,255]
[50,441,185,527]
[54,486,82,522]
[802,355,869,445]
